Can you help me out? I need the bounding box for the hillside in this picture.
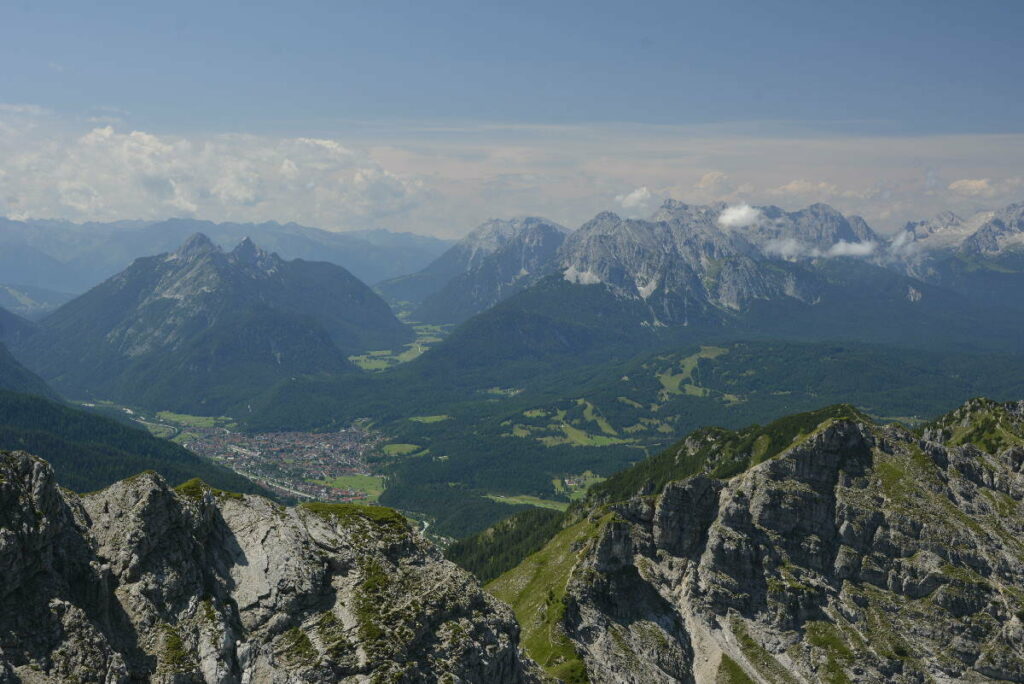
[0,305,33,342]
[0,451,538,681]
[488,400,1024,682]
[12,234,407,413]
[0,343,58,400]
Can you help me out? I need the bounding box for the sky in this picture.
[1,0,1023,237]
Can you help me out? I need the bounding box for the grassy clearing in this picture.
[556,423,631,447]
[409,414,452,423]
[348,324,452,371]
[348,354,393,371]
[484,386,522,397]
[484,494,569,511]
[300,502,408,532]
[488,518,604,683]
[383,443,421,456]
[578,399,617,436]
[552,471,606,500]
[657,345,729,398]
[156,411,230,428]
[316,474,385,502]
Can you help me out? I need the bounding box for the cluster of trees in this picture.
[445,507,565,583]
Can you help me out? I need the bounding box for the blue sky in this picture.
[1,1,1023,235]
[4,0,1023,134]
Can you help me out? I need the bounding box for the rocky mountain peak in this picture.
[228,235,278,270]
[174,232,219,261]
[0,450,539,682]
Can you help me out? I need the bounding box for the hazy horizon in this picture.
[2,1,1023,237]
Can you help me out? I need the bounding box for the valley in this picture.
[81,402,388,504]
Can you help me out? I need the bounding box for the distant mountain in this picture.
[376,217,567,318]
[0,283,74,319]
[0,342,57,399]
[890,202,1024,304]
[558,201,885,322]
[13,234,408,413]
[0,216,452,292]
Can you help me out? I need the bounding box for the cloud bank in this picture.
[1,106,1023,237]
[765,238,877,260]
[0,117,426,230]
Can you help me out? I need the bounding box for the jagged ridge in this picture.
[489,400,1024,683]
[0,452,539,682]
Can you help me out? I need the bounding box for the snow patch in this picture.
[563,265,602,285]
[637,277,659,299]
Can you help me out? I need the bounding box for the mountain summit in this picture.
[13,235,410,413]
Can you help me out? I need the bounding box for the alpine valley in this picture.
[3,200,1024,683]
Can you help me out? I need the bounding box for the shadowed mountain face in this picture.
[488,400,1024,683]
[11,234,409,413]
[376,216,567,315]
[0,342,56,400]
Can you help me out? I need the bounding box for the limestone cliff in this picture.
[491,403,1024,683]
[0,452,538,682]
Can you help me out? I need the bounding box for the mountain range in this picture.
[11,234,409,413]
[380,200,1024,331]
[0,216,452,294]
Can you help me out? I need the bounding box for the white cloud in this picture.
[717,204,762,229]
[764,237,876,259]
[769,179,842,198]
[615,186,653,210]
[826,240,877,257]
[948,178,995,198]
[696,171,732,193]
[0,121,426,229]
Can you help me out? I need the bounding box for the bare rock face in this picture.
[556,202,878,323]
[540,412,1024,682]
[0,452,538,683]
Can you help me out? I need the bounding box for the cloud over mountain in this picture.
[0,115,426,230]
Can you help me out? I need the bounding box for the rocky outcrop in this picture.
[508,407,1024,682]
[0,451,538,683]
